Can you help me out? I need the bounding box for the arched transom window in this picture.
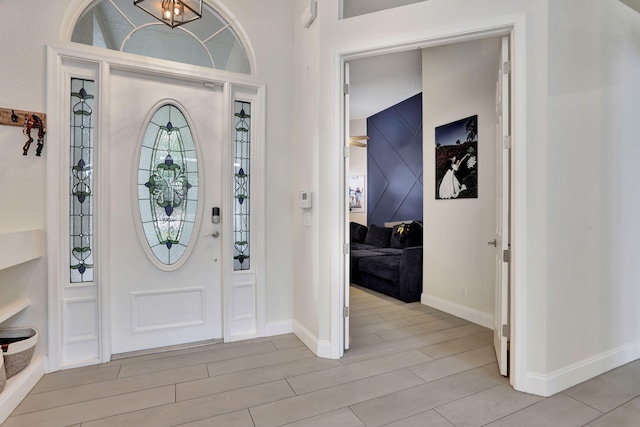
[72,0,251,74]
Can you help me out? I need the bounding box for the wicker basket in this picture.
[0,327,37,379]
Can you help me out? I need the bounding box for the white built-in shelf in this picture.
[0,229,43,271]
[0,229,45,422]
[0,299,31,325]
[0,354,45,424]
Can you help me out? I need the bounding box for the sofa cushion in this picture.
[390,221,423,249]
[359,256,401,282]
[364,224,392,248]
[351,249,392,261]
[351,242,379,251]
[370,248,403,256]
[350,250,391,284]
[350,222,368,244]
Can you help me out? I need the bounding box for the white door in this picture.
[109,68,223,354]
[494,35,511,376]
[343,62,351,352]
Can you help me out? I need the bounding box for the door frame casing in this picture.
[222,83,267,342]
[46,43,266,371]
[333,14,527,391]
[342,62,351,351]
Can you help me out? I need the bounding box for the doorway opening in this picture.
[339,24,523,388]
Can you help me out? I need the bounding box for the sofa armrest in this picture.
[398,246,423,302]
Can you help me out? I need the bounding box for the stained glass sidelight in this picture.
[233,101,251,271]
[70,78,95,283]
[138,104,198,267]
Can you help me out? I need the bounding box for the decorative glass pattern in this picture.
[233,101,251,271]
[138,104,198,267]
[70,78,95,283]
[71,0,251,74]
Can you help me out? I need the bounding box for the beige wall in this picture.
[3,0,640,398]
[295,0,640,396]
[291,0,322,348]
[422,37,500,324]
[299,0,550,380]
[544,0,640,375]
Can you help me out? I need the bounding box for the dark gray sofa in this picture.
[350,222,423,303]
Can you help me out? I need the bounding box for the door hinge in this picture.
[503,135,511,149]
[502,60,511,74]
[344,83,350,95]
[344,242,349,255]
[344,306,349,318]
[343,146,350,158]
[503,249,511,263]
[502,324,510,338]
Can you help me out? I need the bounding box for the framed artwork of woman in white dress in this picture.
[435,115,478,199]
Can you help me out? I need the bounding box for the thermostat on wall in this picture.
[299,191,312,209]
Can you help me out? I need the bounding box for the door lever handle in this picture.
[487,239,497,247]
[205,231,220,238]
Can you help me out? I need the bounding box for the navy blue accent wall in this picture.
[367,93,423,226]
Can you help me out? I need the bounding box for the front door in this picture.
[108,68,223,354]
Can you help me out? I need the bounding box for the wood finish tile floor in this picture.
[6,285,640,426]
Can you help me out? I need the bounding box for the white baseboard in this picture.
[421,293,494,329]
[522,342,640,397]
[293,320,332,359]
[265,320,293,337]
[58,357,103,371]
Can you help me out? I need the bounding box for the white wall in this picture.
[421,37,500,327]
[234,0,295,333]
[299,0,550,386]
[0,1,67,356]
[0,0,295,357]
[349,118,367,225]
[543,0,640,384]
[342,0,428,19]
[295,0,640,396]
[1,0,637,401]
[291,0,323,352]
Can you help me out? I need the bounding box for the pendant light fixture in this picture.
[134,0,202,28]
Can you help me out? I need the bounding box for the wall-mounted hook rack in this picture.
[0,107,47,156]
[0,108,46,128]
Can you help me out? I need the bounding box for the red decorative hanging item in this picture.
[22,114,46,156]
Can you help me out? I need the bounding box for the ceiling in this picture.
[73,0,248,73]
[348,49,423,120]
[619,0,640,12]
[342,0,429,19]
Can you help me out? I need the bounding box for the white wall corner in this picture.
[265,319,294,337]
[522,342,640,397]
[421,293,494,329]
[293,320,334,359]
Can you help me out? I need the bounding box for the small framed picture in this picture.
[349,175,365,212]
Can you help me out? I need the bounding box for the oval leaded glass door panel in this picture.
[110,70,222,355]
[137,103,199,270]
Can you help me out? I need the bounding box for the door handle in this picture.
[487,239,497,247]
[204,231,220,238]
